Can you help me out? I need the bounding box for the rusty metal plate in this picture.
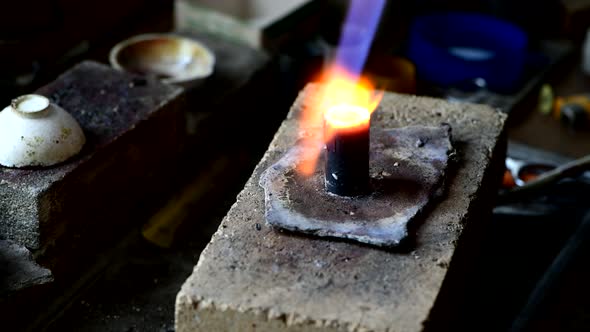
[259,125,453,248]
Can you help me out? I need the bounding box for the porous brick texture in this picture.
[0,61,185,256]
[176,84,507,332]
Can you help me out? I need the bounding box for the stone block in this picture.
[0,61,185,253]
[176,84,507,332]
[0,239,53,296]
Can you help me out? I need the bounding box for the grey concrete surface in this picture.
[0,239,53,296]
[0,61,184,251]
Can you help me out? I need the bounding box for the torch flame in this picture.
[297,65,383,176]
[324,104,371,129]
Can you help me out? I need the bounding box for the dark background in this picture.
[1,1,590,331]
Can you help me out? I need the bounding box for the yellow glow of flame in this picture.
[297,66,382,176]
[324,104,370,129]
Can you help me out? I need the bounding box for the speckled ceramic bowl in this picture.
[109,33,215,85]
[0,94,86,168]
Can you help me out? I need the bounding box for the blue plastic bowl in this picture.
[407,12,528,92]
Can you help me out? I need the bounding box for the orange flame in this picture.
[297,65,383,176]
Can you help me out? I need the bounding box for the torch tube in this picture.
[324,106,370,196]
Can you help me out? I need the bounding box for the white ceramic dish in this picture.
[0,94,86,168]
[109,33,215,85]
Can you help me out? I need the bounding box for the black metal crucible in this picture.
[324,105,370,196]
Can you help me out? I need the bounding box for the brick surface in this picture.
[0,61,185,252]
[0,239,53,296]
[176,84,507,332]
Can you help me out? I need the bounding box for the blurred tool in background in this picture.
[503,157,556,189]
[501,153,590,203]
[538,84,590,130]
